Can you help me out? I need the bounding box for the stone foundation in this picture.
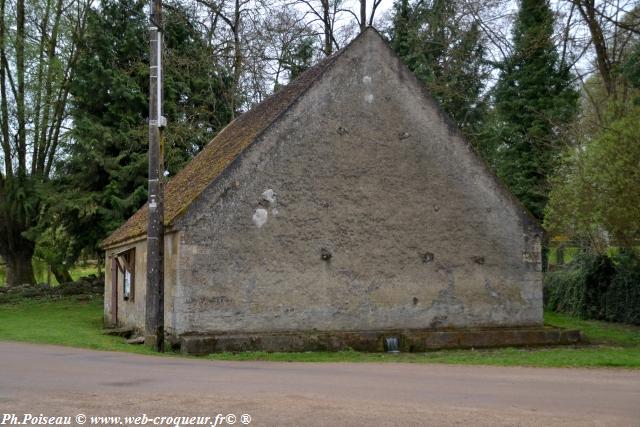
[178,327,583,355]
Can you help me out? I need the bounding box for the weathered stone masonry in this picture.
[103,29,579,353]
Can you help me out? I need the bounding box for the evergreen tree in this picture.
[389,0,488,141]
[489,0,578,220]
[283,37,315,81]
[47,0,233,261]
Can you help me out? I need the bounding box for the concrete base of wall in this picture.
[178,327,583,355]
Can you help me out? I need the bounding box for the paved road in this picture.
[0,342,639,426]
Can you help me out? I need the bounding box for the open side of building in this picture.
[103,29,581,354]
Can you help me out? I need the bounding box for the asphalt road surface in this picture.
[0,342,639,426]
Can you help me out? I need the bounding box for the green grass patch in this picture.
[0,297,155,355]
[547,245,638,266]
[544,310,640,346]
[1,297,639,368]
[206,346,640,368]
[548,246,581,265]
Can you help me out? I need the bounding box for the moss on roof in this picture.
[102,52,341,248]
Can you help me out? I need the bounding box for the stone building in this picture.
[103,29,579,353]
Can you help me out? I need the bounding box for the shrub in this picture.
[544,252,614,319]
[545,250,640,325]
[604,251,640,324]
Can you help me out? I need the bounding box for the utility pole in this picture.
[146,0,165,352]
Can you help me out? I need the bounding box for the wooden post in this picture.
[145,0,165,352]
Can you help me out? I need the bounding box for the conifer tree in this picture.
[47,0,234,260]
[490,0,578,220]
[389,0,488,141]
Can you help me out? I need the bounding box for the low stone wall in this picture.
[0,275,104,303]
[179,327,583,355]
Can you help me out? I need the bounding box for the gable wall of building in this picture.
[171,32,542,336]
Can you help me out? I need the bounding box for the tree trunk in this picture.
[575,1,614,98]
[360,0,366,32]
[3,242,36,286]
[52,266,72,285]
[322,0,332,56]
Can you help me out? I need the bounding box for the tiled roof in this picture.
[102,48,342,247]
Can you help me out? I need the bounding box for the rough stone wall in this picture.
[172,31,543,336]
[104,232,180,334]
[163,231,180,337]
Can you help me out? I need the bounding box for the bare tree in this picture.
[247,5,317,92]
[568,0,640,99]
[194,0,251,116]
[289,0,359,56]
[358,0,383,31]
[0,0,93,286]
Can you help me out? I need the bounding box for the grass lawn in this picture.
[0,296,156,356]
[0,296,639,368]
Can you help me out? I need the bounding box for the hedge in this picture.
[544,251,640,325]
